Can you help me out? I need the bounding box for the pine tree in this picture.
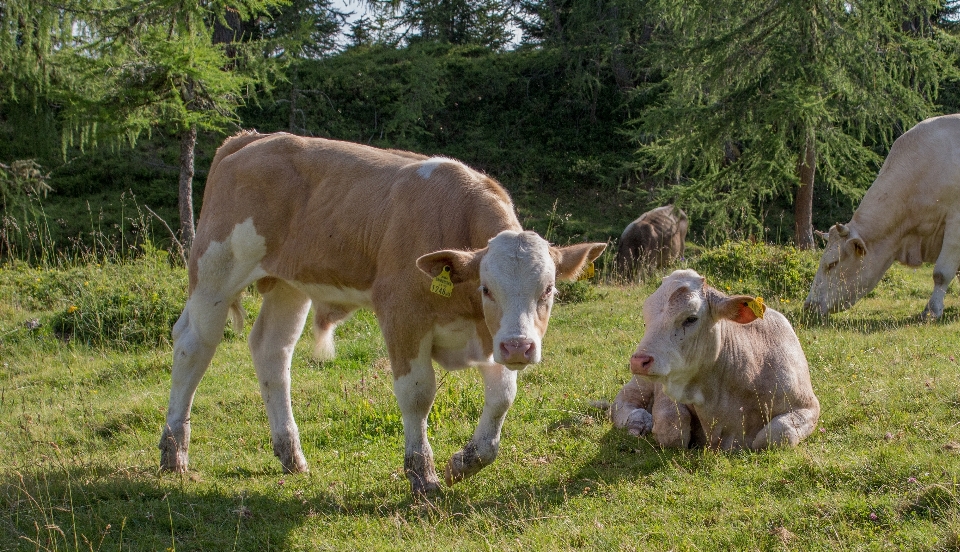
[636,0,957,247]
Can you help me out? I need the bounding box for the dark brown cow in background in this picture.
[616,205,688,281]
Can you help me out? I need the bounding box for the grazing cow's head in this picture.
[630,269,761,384]
[803,223,884,317]
[417,230,606,369]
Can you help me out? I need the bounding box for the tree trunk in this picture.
[178,125,197,255]
[794,132,816,250]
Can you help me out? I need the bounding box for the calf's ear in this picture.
[417,249,484,284]
[551,242,607,281]
[713,294,761,324]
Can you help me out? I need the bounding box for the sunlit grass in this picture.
[2,256,959,550]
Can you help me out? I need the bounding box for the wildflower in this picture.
[67,305,79,314]
[869,512,878,521]
[908,477,917,484]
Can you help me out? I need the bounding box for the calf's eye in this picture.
[480,285,492,299]
[826,260,838,270]
[540,285,554,301]
[682,316,698,327]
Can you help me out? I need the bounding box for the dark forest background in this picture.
[3,0,960,259]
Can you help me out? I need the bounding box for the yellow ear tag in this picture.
[577,262,596,281]
[748,297,766,319]
[430,266,454,298]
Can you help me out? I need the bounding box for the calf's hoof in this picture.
[159,429,189,472]
[273,437,309,473]
[405,453,441,496]
[624,408,654,437]
[445,442,488,486]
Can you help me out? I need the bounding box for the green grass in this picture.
[2,252,960,550]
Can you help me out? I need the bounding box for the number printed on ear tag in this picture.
[577,262,596,281]
[431,266,454,298]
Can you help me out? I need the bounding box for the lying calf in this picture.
[612,269,820,449]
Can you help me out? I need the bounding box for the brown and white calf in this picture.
[159,131,605,495]
[611,269,819,450]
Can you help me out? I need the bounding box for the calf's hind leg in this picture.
[751,407,819,449]
[249,279,312,473]
[160,295,235,472]
[311,302,353,361]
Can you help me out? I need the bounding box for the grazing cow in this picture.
[612,269,819,450]
[159,131,606,495]
[616,205,688,280]
[804,114,960,319]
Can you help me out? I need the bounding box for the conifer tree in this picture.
[636,0,957,247]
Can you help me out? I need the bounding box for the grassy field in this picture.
[2,249,960,551]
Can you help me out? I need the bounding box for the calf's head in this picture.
[803,223,884,317]
[630,269,761,382]
[418,230,606,369]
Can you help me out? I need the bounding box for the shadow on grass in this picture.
[0,465,329,550]
[788,305,960,335]
[0,427,683,549]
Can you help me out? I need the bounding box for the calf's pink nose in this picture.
[630,353,654,375]
[500,339,535,364]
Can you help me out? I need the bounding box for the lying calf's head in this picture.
[630,269,762,381]
[418,230,606,368]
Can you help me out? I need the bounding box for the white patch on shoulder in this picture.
[417,157,454,179]
[195,218,268,294]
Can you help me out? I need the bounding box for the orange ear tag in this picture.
[577,262,596,281]
[430,266,454,298]
[747,297,766,319]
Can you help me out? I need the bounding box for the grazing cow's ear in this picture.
[417,249,483,284]
[713,294,761,324]
[841,237,867,259]
[551,242,607,281]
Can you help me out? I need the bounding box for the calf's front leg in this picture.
[445,362,517,486]
[611,376,654,436]
[922,221,960,320]
[392,344,441,495]
[651,385,694,449]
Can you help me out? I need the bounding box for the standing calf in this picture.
[159,131,606,495]
[612,269,819,449]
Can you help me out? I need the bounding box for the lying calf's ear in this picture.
[551,242,607,281]
[714,294,761,324]
[417,249,484,284]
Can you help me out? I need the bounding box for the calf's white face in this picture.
[630,269,760,386]
[418,230,606,369]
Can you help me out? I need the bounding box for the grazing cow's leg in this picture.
[751,407,819,449]
[311,303,352,361]
[611,376,654,437]
[923,220,960,319]
[445,362,517,486]
[249,279,312,473]
[393,340,440,495]
[651,384,693,448]
[160,294,234,472]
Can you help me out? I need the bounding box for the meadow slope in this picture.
[1,255,960,551]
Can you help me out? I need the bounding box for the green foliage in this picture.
[635,0,959,244]
[32,244,187,349]
[690,240,819,302]
[556,279,602,304]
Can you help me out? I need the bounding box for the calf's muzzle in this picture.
[630,353,654,376]
[499,338,536,365]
